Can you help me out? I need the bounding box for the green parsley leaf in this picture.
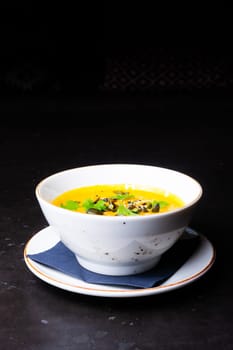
[82,198,107,212]
[116,205,138,216]
[158,201,169,208]
[93,200,107,211]
[60,200,79,211]
[151,200,168,209]
[111,193,135,200]
[151,200,159,209]
[82,199,95,211]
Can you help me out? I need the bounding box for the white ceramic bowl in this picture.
[35,164,203,276]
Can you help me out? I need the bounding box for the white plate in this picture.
[24,226,215,298]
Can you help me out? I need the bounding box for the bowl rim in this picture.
[35,163,203,221]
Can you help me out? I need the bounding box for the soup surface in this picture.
[52,184,184,216]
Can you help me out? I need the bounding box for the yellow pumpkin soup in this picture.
[51,184,185,216]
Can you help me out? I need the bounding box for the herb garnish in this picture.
[60,200,79,211]
[82,199,107,212]
[60,190,170,216]
[111,192,135,200]
[116,205,138,216]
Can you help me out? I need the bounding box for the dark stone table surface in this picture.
[1,125,232,349]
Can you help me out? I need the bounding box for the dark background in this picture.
[0,4,233,116]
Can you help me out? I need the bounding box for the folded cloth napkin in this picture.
[27,233,200,289]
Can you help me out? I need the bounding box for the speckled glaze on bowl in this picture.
[35,164,203,276]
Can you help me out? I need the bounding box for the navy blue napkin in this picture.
[27,232,200,288]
